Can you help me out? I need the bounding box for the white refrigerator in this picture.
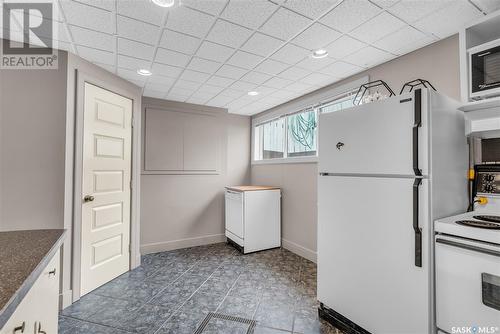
[317,89,468,334]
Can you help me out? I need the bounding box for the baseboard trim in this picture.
[281,238,317,263]
[141,234,226,255]
[60,289,73,309]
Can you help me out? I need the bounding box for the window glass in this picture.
[261,118,284,159]
[320,92,356,113]
[287,109,317,157]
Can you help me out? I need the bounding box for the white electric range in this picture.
[435,165,500,334]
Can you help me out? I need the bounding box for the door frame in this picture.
[63,68,142,305]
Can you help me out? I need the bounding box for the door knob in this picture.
[83,195,94,202]
[336,142,345,150]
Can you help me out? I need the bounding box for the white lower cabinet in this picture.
[225,187,281,253]
[1,250,60,334]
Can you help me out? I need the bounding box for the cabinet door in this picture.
[225,191,244,239]
[0,250,60,334]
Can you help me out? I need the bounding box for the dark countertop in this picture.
[0,229,66,328]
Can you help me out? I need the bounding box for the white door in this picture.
[81,83,132,295]
[318,90,428,176]
[317,175,430,334]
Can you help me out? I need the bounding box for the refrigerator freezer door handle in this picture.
[413,89,422,177]
[413,178,423,267]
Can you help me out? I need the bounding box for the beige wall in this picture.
[0,49,68,231]
[140,98,251,254]
[251,35,461,262]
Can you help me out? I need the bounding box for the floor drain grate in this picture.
[194,312,256,334]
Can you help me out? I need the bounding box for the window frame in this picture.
[251,77,368,165]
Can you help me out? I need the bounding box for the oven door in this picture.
[470,42,500,98]
[435,234,500,332]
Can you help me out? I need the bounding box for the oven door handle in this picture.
[436,238,500,257]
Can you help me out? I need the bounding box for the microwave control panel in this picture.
[476,165,500,196]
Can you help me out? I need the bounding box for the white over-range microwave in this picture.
[469,38,500,100]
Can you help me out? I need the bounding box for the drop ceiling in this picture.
[3,0,499,115]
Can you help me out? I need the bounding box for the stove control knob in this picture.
[485,185,494,192]
[486,174,496,181]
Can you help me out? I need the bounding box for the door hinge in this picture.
[131,117,135,128]
[130,180,133,189]
[128,244,131,253]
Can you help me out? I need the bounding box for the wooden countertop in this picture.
[226,185,280,192]
[0,229,66,328]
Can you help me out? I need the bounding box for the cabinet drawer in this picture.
[1,250,60,334]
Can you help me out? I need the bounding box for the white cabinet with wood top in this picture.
[1,250,60,334]
[225,186,281,253]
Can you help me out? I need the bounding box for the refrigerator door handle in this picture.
[413,178,423,267]
[413,89,422,177]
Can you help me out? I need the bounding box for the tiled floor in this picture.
[59,243,341,334]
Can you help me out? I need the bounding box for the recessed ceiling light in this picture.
[248,91,259,96]
[137,69,152,76]
[151,0,175,7]
[312,49,328,59]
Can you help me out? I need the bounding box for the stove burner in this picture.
[456,220,500,229]
[473,215,500,223]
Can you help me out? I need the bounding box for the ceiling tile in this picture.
[373,25,430,55]
[270,89,297,99]
[117,54,151,70]
[160,29,201,54]
[166,6,215,38]
[151,62,183,78]
[165,93,188,102]
[413,0,483,38]
[70,25,114,52]
[118,38,154,61]
[186,96,210,105]
[292,23,342,50]
[296,56,335,71]
[144,89,167,99]
[178,69,211,83]
[208,95,235,107]
[205,76,235,87]
[241,71,273,85]
[148,75,176,86]
[387,0,454,23]
[196,41,234,62]
[221,0,278,29]
[73,0,116,11]
[241,33,284,57]
[182,0,228,16]
[270,43,310,65]
[349,12,406,44]
[117,68,147,84]
[471,0,500,13]
[370,0,400,8]
[198,84,225,94]
[277,66,310,80]
[284,81,315,93]
[227,51,264,69]
[255,59,289,75]
[220,88,245,98]
[155,48,191,67]
[260,7,312,41]
[320,0,381,33]
[344,46,393,68]
[170,86,194,97]
[117,15,160,45]
[61,1,114,34]
[231,81,258,92]
[300,72,334,85]
[284,0,341,19]
[145,82,172,93]
[187,57,222,74]
[216,64,247,79]
[206,19,253,48]
[175,79,202,90]
[77,45,115,65]
[226,99,252,111]
[393,35,436,56]
[263,76,294,89]
[117,0,164,26]
[255,86,278,96]
[187,91,215,103]
[324,35,366,59]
